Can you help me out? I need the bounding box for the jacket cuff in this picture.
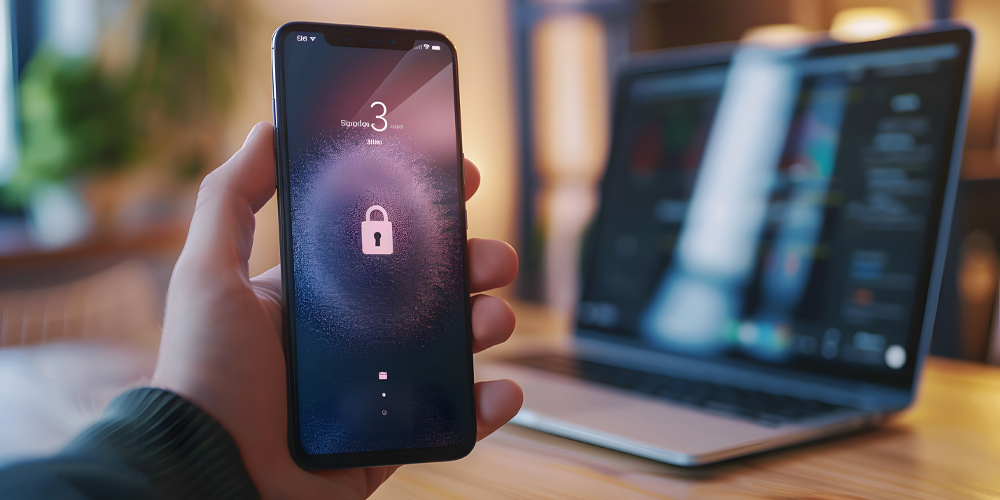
[63,387,260,500]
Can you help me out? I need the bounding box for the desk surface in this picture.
[373,303,1000,500]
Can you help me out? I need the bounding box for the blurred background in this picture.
[0,0,998,459]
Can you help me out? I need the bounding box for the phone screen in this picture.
[277,29,472,458]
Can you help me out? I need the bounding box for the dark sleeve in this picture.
[0,388,260,500]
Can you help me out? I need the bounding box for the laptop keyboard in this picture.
[514,355,852,427]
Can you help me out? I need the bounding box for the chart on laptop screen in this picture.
[580,41,964,383]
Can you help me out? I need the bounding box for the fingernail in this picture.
[242,123,261,148]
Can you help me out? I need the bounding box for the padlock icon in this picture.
[362,205,393,255]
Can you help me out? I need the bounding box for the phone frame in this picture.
[271,21,475,470]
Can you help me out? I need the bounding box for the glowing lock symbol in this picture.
[362,205,393,255]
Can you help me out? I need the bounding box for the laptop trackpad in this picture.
[483,363,789,456]
[567,401,787,456]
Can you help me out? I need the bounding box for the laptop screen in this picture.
[578,30,972,388]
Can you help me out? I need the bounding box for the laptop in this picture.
[479,26,974,466]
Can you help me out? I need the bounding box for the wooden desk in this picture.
[373,304,1000,499]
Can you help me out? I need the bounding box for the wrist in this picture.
[66,387,261,499]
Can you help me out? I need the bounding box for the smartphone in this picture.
[271,22,475,469]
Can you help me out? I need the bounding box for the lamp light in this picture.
[742,24,812,47]
[830,7,910,42]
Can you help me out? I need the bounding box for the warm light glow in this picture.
[742,24,812,47]
[532,13,609,181]
[532,13,609,311]
[831,7,910,42]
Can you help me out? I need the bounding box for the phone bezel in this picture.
[271,21,475,470]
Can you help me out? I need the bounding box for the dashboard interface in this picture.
[280,31,472,456]
[579,36,969,387]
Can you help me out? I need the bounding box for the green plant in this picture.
[1,0,243,207]
[4,51,137,206]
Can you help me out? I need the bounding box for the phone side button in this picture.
[464,209,468,230]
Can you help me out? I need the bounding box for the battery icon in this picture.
[431,45,441,51]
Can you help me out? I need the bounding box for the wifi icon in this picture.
[309,36,316,41]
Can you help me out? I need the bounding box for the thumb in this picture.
[175,122,276,282]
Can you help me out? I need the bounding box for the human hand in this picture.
[152,122,522,499]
